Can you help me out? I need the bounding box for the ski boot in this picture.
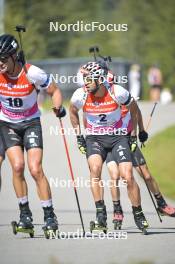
[133,208,149,235]
[42,206,58,239]
[113,205,124,230]
[11,202,34,238]
[90,205,107,234]
[158,204,175,217]
[155,195,175,217]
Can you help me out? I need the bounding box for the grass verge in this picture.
[142,125,175,199]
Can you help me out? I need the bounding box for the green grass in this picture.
[142,125,175,199]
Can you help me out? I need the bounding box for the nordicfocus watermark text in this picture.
[50,21,128,32]
[50,74,128,85]
[50,126,128,136]
[49,177,127,189]
[48,229,128,240]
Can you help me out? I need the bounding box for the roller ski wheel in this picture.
[11,221,18,235]
[42,226,57,239]
[90,220,95,233]
[11,221,34,238]
[138,225,148,235]
[90,220,107,234]
[113,221,122,230]
[157,205,175,217]
[141,228,148,235]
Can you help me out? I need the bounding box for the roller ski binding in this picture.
[113,205,124,230]
[42,206,58,239]
[11,202,34,238]
[90,205,107,234]
[133,208,149,235]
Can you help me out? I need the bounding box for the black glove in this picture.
[139,130,148,143]
[129,136,137,152]
[53,106,66,118]
[77,135,86,154]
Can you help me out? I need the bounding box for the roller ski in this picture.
[113,205,124,230]
[11,202,34,238]
[133,207,149,235]
[42,206,58,239]
[90,205,107,234]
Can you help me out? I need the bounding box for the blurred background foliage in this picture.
[3,0,175,89]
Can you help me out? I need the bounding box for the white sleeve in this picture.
[70,88,85,109]
[27,65,52,90]
[113,85,132,105]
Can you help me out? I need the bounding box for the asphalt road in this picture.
[0,102,175,264]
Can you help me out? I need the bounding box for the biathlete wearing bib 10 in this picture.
[0,33,65,238]
[0,63,50,123]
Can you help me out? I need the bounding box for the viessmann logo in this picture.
[86,100,114,106]
[0,83,29,89]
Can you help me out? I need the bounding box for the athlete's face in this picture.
[84,76,98,93]
[0,54,17,74]
[0,56,10,74]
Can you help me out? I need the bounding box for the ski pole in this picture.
[141,102,158,148]
[89,46,112,69]
[89,46,99,61]
[145,102,158,131]
[139,102,162,222]
[135,157,162,223]
[15,25,27,73]
[59,118,86,236]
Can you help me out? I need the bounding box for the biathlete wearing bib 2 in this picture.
[70,61,149,234]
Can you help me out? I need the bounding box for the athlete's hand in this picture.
[77,135,86,154]
[53,106,66,118]
[129,136,137,152]
[139,130,148,143]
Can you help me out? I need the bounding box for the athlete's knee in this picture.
[109,171,119,180]
[12,161,25,175]
[29,163,43,180]
[120,163,132,180]
[144,173,152,181]
[121,170,136,187]
[89,164,102,177]
[126,176,137,188]
[107,162,120,180]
